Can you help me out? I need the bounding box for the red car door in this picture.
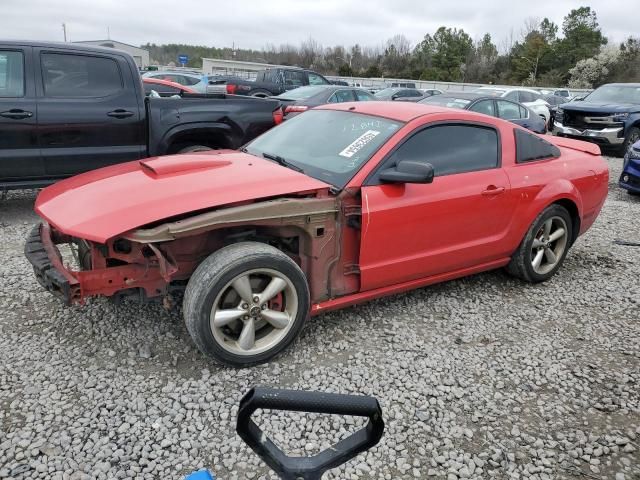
[358,122,517,291]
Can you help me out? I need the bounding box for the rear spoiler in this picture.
[546,136,602,156]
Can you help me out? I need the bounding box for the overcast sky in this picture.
[2,0,634,52]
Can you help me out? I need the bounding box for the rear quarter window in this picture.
[514,128,561,163]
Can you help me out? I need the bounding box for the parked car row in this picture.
[419,92,548,134]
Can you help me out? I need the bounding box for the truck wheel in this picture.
[178,145,212,153]
[183,242,309,367]
[506,204,573,283]
[249,90,272,98]
[622,127,640,157]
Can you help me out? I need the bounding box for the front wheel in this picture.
[183,242,309,367]
[621,127,640,157]
[506,205,573,283]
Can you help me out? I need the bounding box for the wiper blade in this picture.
[262,152,304,173]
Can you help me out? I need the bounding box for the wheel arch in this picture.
[512,180,584,251]
[155,123,239,155]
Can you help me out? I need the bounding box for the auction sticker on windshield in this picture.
[339,130,381,158]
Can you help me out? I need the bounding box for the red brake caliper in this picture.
[268,292,284,312]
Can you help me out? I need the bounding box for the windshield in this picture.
[245,110,403,188]
[374,88,399,99]
[274,86,328,100]
[584,85,640,104]
[420,96,471,108]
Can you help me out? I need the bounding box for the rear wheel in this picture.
[507,205,573,283]
[249,89,272,98]
[183,242,309,367]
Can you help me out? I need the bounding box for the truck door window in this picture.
[0,51,25,97]
[41,53,123,98]
[308,72,329,85]
[283,70,306,87]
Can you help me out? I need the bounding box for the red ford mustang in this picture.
[26,102,609,366]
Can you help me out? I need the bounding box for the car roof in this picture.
[428,91,487,100]
[318,101,449,122]
[477,86,539,93]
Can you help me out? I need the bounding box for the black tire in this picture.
[178,145,213,154]
[506,204,573,283]
[183,242,309,367]
[621,126,640,157]
[249,89,272,98]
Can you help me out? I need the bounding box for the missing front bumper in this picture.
[24,223,80,305]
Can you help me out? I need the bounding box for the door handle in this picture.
[107,109,134,119]
[0,109,33,119]
[482,185,506,196]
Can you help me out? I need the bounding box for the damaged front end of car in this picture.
[24,194,353,307]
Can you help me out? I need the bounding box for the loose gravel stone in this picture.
[0,157,639,479]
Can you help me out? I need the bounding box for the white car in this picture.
[475,87,552,126]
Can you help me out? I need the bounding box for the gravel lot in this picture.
[1,156,638,480]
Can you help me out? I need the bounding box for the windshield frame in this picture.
[244,109,405,189]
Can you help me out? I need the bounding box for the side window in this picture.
[0,50,24,97]
[469,100,495,116]
[308,72,328,85]
[383,124,499,178]
[354,89,374,101]
[181,76,201,86]
[410,89,422,97]
[497,101,522,120]
[329,90,355,103]
[519,91,536,103]
[519,106,529,118]
[283,70,306,87]
[504,90,519,102]
[41,53,122,98]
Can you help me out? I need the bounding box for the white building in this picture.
[74,40,150,68]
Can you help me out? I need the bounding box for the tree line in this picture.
[143,7,640,89]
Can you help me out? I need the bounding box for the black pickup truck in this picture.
[218,67,332,98]
[0,41,282,190]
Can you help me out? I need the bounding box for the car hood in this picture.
[562,102,640,113]
[35,151,331,243]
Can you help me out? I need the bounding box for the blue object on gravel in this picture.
[184,470,215,480]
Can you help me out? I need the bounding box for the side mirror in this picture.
[379,160,434,184]
[391,94,399,100]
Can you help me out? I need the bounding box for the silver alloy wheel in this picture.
[209,268,298,356]
[531,216,568,275]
